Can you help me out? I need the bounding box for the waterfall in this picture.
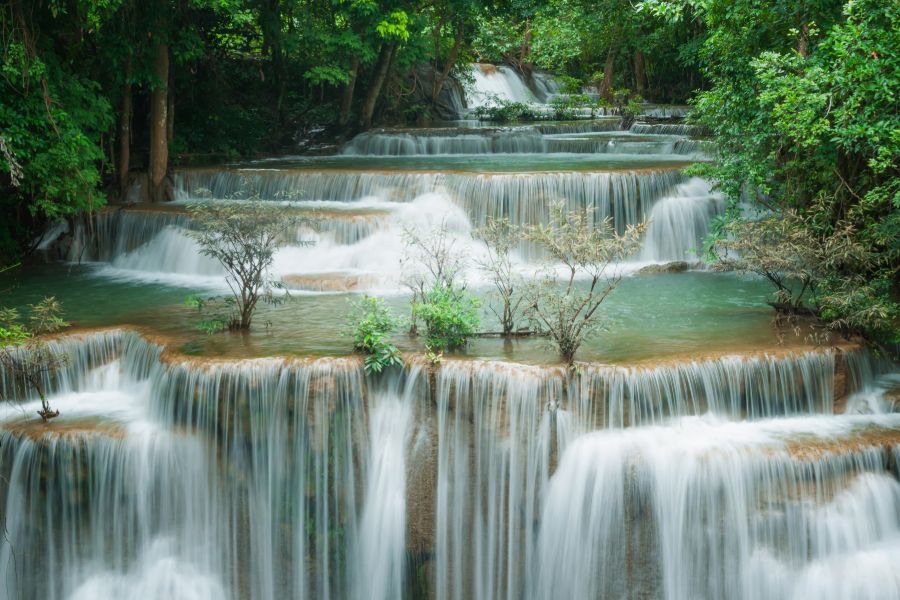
[355,387,415,600]
[0,429,226,600]
[342,129,549,155]
[65,166,707,287]
[0,331,898,599]
[67,209,190,263]
[533,416,900,600]
[69,207,386,265]
[432,361,557,600]
[640,105,692,118]
[175,168,683,230]
[531,71,562,102]
[424,352,900,600]
[466,64,537,108]
[340,130,708,157]
[639,177,726,262]
[630,122,708,136]
[531,120,622,134]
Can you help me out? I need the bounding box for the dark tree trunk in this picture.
[166,66,174,146]
[148,38,169,203]
[518,19,533,75]
[599,47,616,102]
[633,50,646,97]
[339,56,360,127]
[797,23,809,57]
[359,42,396,129]
[117,55,132,200]
[431,23,463,104]
[261,0,286,122]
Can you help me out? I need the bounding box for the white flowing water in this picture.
[79,166,706,289]
[535,415,900,600]
[639,177,726,262]
[0,332,897,599]
[355,388,415,600]
[341,130,706,157]
[466,64,538,107]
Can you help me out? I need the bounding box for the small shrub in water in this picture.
[414,284,480,352]
[348,295,402,374]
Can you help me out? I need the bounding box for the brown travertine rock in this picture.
[833,348,848,413]
[282,273,379,292]
[406,410,437,557]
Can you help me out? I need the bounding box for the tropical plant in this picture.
[400,222,466,334]
[348,295,403,374]
[660,0,900,347]
[414,283,480,352]
[471,97,540,122]
[712,212,895,336]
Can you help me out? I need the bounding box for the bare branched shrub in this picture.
[400,222,466,334]
[713,213,822,313]
[0,298,69,421]
[712,211,895,339]
[525,203,645,364]
[188,201,311,330]
[474,217,526,337]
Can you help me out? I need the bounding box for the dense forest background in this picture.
[0,0,897,345]
[0,0,706,255]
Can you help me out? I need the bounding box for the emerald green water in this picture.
[1,263,802,364]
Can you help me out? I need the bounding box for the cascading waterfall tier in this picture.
[67,166,720,285]
[340,129,704,157]
[174,168,684,233]
[466,63,539,108]
[639,177,726,262]
[67,205,391,264]
[68,208,192,262]
[630,122,709,136]
[1,331,897,600]
[533,417,900,600]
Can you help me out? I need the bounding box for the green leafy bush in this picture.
[414,284,480,352]
[0,308,30,345]
[686,0,899,347]
[472,97,540,123]
[549,94,593,120]
[349,295,402,374]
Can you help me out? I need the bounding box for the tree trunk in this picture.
[166,67,174,145]
[359,42,396,129]
[633,50,646,97]
[261,0,286,122]
[339,56,360,127]
[599,47,616,102]
[431,23,464,104]
[515,19,533,76]
[148,38,169,203]
[797,23,809,57]
[117,56,132,200]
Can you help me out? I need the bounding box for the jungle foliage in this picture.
[643,0,899,347]
[0,0,705,263]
